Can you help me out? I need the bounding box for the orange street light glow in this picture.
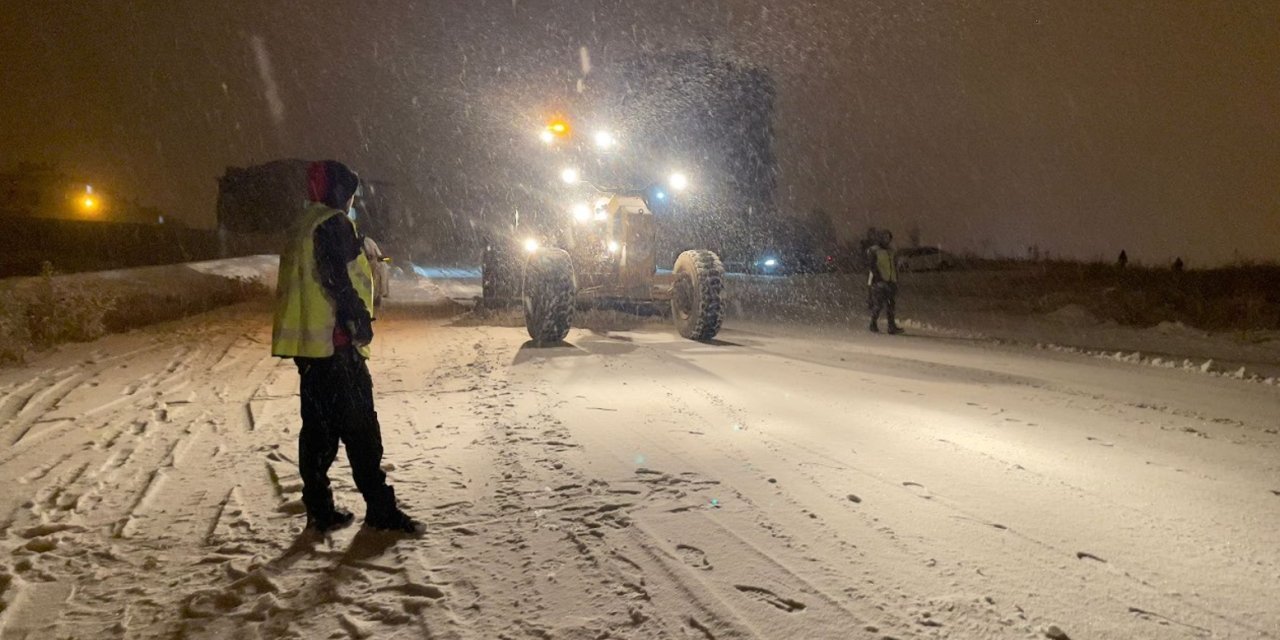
[544,118,571,141]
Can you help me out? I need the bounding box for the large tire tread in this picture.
[672,249,725,341]
[523,248,575,345]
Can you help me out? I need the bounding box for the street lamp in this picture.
[594,130,616,150]
[560,167,581,184]
[572,203,591,223]
[668,172,689,192]
[78,184,99,215]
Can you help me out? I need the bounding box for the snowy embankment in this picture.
[0,256,475,367]
[0,256,279,365]
[724,271,1280,383]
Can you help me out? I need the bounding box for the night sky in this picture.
[1,1,1275,265]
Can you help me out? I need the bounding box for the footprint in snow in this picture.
[676,544,712,570]
[1077,551,1108,567]
[902,481,932,499]
[734,585,806,613]
[685,616,717,639]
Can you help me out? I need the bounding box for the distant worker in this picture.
[867,228,903,334]
[1172,256,1185,272]
[272,160,420,535]
[1118,250,1129,268]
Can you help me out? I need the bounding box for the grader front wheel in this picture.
[671,249,724,341]
[522,248,576,345]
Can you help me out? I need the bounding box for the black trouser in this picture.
[868,281,898,327]
[296,347,394,518]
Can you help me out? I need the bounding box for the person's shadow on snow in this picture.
[339,527,405,563]
[264,525,406,573]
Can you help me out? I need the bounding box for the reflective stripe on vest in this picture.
[272,203,375,359]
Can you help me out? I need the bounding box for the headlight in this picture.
[607,240,620,254]
[764,258,778,267]
[523,238,540,253]
[572,203,591,223]
[560,167,580,184]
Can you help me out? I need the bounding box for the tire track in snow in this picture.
[643,332,1280,638]
[0,312,289,638]
[558,336,1044,636]
[175,329,474,640]
[495,331,884,639]
[4,373,87,446]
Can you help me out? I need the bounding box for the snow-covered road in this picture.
[2,288,1278,639]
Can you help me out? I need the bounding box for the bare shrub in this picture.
[0,263,271,366]
[25,262,116,349]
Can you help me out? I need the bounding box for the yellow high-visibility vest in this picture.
[272,202,374,359]
[876,248,898,283]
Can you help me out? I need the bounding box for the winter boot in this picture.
[367,508,424,535]
[886,310,903,334]
[365,487,424,536]
[306,508,355,533]
[868,320,880,333]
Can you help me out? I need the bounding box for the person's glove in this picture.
[346,308,375,347]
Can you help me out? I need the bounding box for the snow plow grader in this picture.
[482,186,725,345]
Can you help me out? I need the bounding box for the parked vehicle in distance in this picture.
[751,254,785,275]
[896,246,956,272]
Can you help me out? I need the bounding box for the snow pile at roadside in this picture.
[1149,320,1206,338]
[409,264,481,302]
[721,272,1280,382]
[1045,303,1100,325]
[187,255,280,286]
[1037,344,1280,385]
[929,312,1280,383]
[0,256,279,365]
[389,278,464,306]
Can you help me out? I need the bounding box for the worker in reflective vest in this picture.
[272,159,419,534]
[866,228,903,334]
